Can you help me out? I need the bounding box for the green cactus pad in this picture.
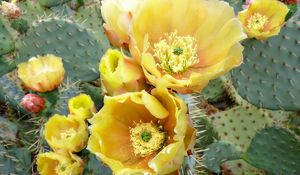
[0,146,32,175]
[16,18,106,81]
[74,2,110,45]
[38,0,71,7]
[203,141,241,173]
[0,74,27,114]
[231,9,300,111]
[0,116,18,143]
[210,106,272,151]
[224,0,244,14]
[0,19,14,55]
[83,152,112,175]
[202,77,226,103]
[17,0,50,24]
[0,55,16,77]
[243,127,300,175]
[222,159,265,175]
[53,80,81,115]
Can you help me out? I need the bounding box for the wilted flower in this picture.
[36,152,83,175]
[238,0,289,40]
[44,114,88,153]
[101,0,141,47]
[99,49,146,96]
[18,54,65,93]
[88,87,196,174]
[21,94,45,113]
[129,0,246,93]
[0,1,22,19]
[68,94,96,120]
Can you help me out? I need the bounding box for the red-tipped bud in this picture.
[0,2,22,19]
[21,94,45,113]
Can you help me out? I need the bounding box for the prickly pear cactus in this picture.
[0,0,299,175]
[231,9,300,111]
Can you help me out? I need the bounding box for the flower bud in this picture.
[99,49,146,96]
[0,1,22,19]
[21,94,45,113]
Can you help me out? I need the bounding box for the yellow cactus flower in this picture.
[129,0,247,94]
[101,0,141,47]
[87,87,196,174]
[44,114,88,152]
[238,0,289,40]
[68,94,96,120]
[36,152,83,175]
[18,55,65,93]
[99,49,146,96]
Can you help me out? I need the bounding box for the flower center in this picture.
[153,31,198,74]
[247,13,268,32]
[60,128,77,139]
[130,122,166,157]
[55,164,66,174]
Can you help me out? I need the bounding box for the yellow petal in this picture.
[141,90,169,119]
[148,141,185,174]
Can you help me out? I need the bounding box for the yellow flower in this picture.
[18,54,65,93]
[87,87,196,174]
[36,152,83,175]
[99,49,146,96]
[68,94,96,120]
[101,0,141,47]
[44,114,88,152]
[129,0,246,94]
[238,0,289,40]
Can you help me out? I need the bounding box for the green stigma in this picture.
[173,47,183,55]
[141,131,152,142]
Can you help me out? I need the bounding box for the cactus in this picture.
[203,141,241,173]
[80,82,104,110]
[0,116,18,145]
[83,152,112,175]
[242,126,300,175]
[0,55,16,77]
[53,80,81,115]
[38,0,71,8]
[16,17,108,81]
[74,1,110,45]
[201,77,226,103]
[17,0,50,24]
[0,19,14,55]
[0,74,27,114]
[210,106,273,151]
[231,9,300,111]
[0,145,32,175]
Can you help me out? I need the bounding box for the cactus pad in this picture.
[16,18,106,81]
[231,10,300,111]
[210,106,272,151]
[243,127,300,175]
[0,19,14,55]
[203,141,241,173]
[38,0,70,7]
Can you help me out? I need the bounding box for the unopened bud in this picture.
[21,94,45,113]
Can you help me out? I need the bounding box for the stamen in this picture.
[247,13,268,32]
[130,122,166,157]
[153,31,198,74]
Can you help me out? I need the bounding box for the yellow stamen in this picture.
[130,122,165,157]
[60,128,77,139]
[153,31,198,74]
[247,13,268,32]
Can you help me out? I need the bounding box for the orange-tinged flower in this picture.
[68,94,96,120]
[44,114,88,153]
[87,87,196,174]
[36,152,83,175]
[99,49,146,96]
[18,54,65,93]
[129,0,247,94]
[101,0,142,47]
[238,0,289,40]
